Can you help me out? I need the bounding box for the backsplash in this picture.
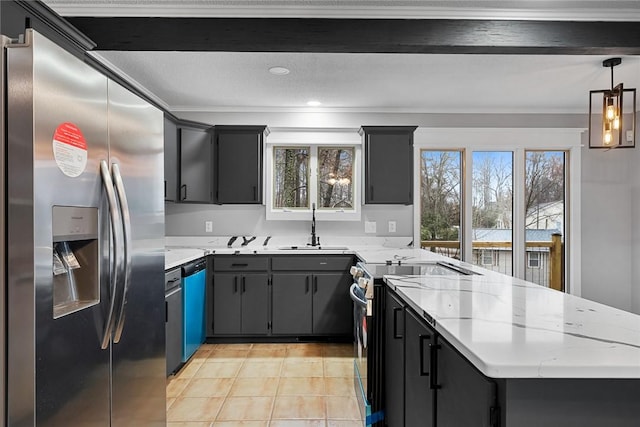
[165,203,413,237]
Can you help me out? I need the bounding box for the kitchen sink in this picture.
[277,245,349,250]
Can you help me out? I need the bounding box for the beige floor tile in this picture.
[251,343,288,350]
[324,378,356,396]
[216,343,253,350]
[282,360,324,377]
[167,397,224,422]
[229,377,279,397]
[325,397,361,420]
[326,421,363,427]
[277,377,325,396]
[182,378,234,397]
[167,423,211,427]
[324,360,354,378]
[272,396,326,419]
[167,397,176,410]
[191,347,214,362]
[270,420,326,427]
[176,360,204,379]
[216,396,274,421]
[207,349,249,362]
[322,344,353,358]
[167,378,191,398]
[238,360,283,378]
[212,422,268,427]
[247,347,288,359]
[167,422,212,427]
[197,361,243,378]
[286,343,325,358]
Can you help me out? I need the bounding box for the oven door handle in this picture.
[349,283,367,308]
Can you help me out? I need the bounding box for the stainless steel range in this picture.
[350,260,477,426]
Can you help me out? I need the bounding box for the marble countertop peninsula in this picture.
[385,271,640,379]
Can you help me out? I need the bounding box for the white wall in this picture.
[631,113,640,314]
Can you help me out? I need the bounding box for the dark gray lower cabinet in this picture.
[271,273,312,335]
[272,272,352,336]
[384,289,405,427]
[405,309,435,427]
[436,338,498,427]
[212,273,268,335]
[312,273,352,335]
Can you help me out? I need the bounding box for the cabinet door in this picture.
[362,126,415,204]
[165,287,182,375]
[179,127,212,203]
[212,273,241,334]
[312,273,353,335]
[215,126,264,204]
[384,290,405,427]
[405,310,435,427]
[164,116,179,201]
[436,338,497,427]
[241,273,269,335]
[271,274,312,335]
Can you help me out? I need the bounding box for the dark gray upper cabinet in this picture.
[214,125,266,204]
[360,126,416,205]
[179,126,213,203]
[164,116,179,202]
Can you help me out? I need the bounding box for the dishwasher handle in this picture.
[182,259,206,276]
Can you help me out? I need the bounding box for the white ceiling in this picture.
[43,0,640,114]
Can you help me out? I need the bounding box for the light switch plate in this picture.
[388,221,396,233]
[365,221,377,233]
[205,221,213,232]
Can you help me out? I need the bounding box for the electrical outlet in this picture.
[365,221,377,234]
[388,221,396,233]
[205,221,213,233]
[627,130,634,143]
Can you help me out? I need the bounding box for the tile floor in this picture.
[167,342,363,427]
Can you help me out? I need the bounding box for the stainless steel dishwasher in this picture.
[165,268,182,376]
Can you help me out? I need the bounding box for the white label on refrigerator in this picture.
[52,122,88,178]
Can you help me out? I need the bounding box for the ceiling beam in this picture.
[66,17,640,54]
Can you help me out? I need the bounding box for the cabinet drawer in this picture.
[213,256,269,271]
[271,256,354,271]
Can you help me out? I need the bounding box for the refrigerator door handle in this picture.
[100,160,124,349]
[111,163,133,344]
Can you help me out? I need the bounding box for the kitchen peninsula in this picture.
[165,236,640,426]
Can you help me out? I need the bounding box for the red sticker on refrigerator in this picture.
[52,122,88,177]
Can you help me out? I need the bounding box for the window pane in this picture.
[525,151,565,289]
[273,147,309,208]
[471,151,513,276]
[420,150,462,259]
[318,147,354,209]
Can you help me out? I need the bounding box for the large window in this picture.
[267,136,360,220]
[471,151,513,276]
[420,150,462,259]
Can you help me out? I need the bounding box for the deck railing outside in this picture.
[421,233,564,291]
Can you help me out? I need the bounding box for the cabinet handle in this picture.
[242,276,246,293]
[164,180,167,198]
[429,343,441,390]
[253,185,257,201]
[305,276,310,294]
[231,263,249,267]
[392,307,403,339]
[234,276,238,293]
[165,301,168,323]
[313,276,318,293]
[180,184,187,201]
[419,334,431,376]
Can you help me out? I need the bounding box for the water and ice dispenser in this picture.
[52,206,99,318]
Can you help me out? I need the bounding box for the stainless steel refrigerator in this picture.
[1,29,166,426]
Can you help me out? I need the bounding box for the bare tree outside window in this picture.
[273,147,309,208]
[318,147,354,209]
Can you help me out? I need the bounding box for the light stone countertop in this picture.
[385,272,640,379]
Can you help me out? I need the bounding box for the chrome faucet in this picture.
[309,203,320,247]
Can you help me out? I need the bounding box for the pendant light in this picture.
[589,57,636,149]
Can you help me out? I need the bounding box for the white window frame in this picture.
[265,128,362,221]
[528,251,541,269]
[413,127,583,296]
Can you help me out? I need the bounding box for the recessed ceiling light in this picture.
[307,100,322,107]
[269,66,290,75]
